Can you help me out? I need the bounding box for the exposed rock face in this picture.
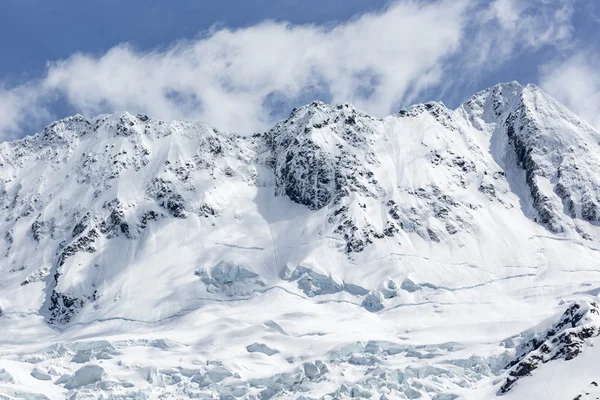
[462,82,600,234]
[48,290,86,325]
[266,101,381,211]
[504,109,564,233]
[499,300,600,394]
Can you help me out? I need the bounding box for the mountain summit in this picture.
[1,82,600,399]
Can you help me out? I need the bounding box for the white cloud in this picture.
[489,0,521,31]
[42,0,467,134]
[465,0,573,70]
[0,0,579,138]
[0,84,51,140]
[540,52,600,131]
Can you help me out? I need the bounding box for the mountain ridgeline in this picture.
[0,82,599,324]
[1,82,600,399]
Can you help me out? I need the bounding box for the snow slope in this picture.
[0,82,600,399]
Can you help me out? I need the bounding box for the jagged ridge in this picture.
[0,82,599,399]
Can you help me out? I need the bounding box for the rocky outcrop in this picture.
[504,108,565,233]
[266,101,381,211]
[499,300,600,394]
[464,82,600,235]
[147,178,187,218]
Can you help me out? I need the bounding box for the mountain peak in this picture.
[2,81,600,399]
[286,100,370,125]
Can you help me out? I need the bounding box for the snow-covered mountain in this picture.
[1,82,600,399]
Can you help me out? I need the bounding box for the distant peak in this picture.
[281,100,371,130]
[524,83,543,92]
[290,100,361,115]
[469,81,556,105]
[40,114,92,143]
[398,101,450,119]
[467,81,523,99]
[495,80,522,88]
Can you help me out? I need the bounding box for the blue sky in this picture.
[0,0,388,82]
[0,0,599,137]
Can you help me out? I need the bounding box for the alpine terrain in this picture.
[1,81,600,399]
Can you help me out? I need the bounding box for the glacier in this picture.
[0,82,600,399]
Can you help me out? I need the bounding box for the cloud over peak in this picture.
[0,0,584,138]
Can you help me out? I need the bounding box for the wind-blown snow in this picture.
[0,82,600,399]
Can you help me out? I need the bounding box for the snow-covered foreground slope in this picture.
[1,82,600,399]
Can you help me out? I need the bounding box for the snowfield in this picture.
[0,82,600,399]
